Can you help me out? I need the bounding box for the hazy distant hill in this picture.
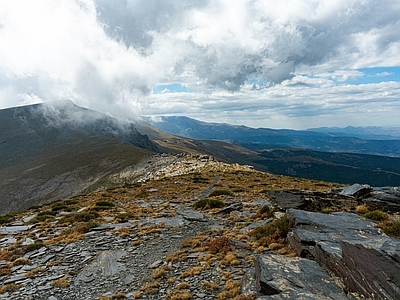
[144,116,400,157]
[143,116,400,186]
[307,126,400,140]
[0,101,158,213]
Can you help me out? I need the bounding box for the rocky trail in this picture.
[0,154,399,299]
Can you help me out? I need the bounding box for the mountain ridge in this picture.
[144,116,400,157]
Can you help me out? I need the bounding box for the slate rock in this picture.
[176,209,205,221]
[267,190,357,212]
[287,209,400,300]
[241,254,348,299]
[216,203,243,214]
[363,186,400,213]
[339,183,372,198]
[76,250,127,282]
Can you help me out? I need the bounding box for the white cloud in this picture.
[0,0,399,128]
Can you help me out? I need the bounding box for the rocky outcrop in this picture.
[287,209,400,299]
[241,254,349,299]
[268,183,400,213]
[267,190,358,212]
[364,187,400,213]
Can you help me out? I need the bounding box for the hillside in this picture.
[0,154,398,299]
[0,101,157,214]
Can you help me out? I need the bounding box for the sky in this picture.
[0,0,400,129]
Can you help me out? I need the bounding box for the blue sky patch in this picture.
[153,83,189,94]
[348,67,400,84]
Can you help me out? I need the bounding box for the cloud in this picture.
[0,0,399,128]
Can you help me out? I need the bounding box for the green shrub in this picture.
[364,210,389,221]
[65,199,79,205]
[136,191,149,198]
[115,213,134,222]
[209,190,233,197]
[27,213,55,224]
[58,211,99,224]
[193,199,226,210]
[192,174,209,184]
[51,204,67,212]
[259,205,274,218]
[0,215,11,224]
[381,220,400,238]
[37,210,56,216]
[95,201,114,207]
[23,243,45,253]
[251,214,294,241]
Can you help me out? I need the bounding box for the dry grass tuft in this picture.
[0,284,23,294]
[203,236,231,254]
[355,204,369,214]
[25,267,46,278]
[151,267,166,279]
[180,266,203,278]
[201,280,219,292]
[51,278,70,288]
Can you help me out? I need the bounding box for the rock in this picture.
[0,225,35,235]
[287,209,400,300]
[176,209,206,222]
[77,250,127,282]
[149,260,163,269]
[22,238,35,245]
[241,254,348,299]
[239,219,273,234]
[268,190,358,212]
[363,187,400,213]
[267,190,306,210]
[215,202,243,214]
[339,183,372,198]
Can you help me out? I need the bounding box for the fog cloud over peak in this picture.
[1,0,400,127]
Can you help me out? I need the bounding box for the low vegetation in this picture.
[250,214,294,248]
[193,199,225,210]
[364,210,389,221]
[209,189,234,197]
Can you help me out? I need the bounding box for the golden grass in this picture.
[51,278,70,288]
[151,267,166,279]
[180,266,203,278]
[25,267,46,278]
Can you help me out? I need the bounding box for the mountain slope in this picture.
[0,101,158,214]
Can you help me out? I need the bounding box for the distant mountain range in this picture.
[144,116,400,157]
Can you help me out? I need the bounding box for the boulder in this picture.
[287,209,400,299]
[241,254,349,299]
[267,190,357,212]
[363,187,400,213]
[338,183,372,198]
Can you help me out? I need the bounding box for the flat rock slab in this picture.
[339,183,372,198]
[176,209,205,221]
[0,225,35,234]
[267,190,357,212]
[287,209,400,300]
[77,250,127,283]
[363,186,400,213]
[242,254,348,299]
